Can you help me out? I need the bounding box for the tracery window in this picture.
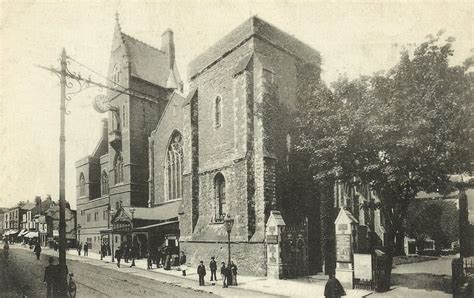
[101,170,109,195]
[165,131,183,201]
[214,96,222,128]
[214,173,226,220]
[112,64,121,85]
[79,173,86,197]
[114,153,124,184]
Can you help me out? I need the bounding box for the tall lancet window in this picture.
[165,131,183,201]
[114,152,123,184]
[214,173,226,219]
[214,96,222,128]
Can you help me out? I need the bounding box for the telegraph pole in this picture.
[58,48,68,297]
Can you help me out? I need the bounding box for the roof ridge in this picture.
[121,32,164,54]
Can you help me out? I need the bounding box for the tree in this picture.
[296,32,471,289]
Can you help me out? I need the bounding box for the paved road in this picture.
[1,248,212,297]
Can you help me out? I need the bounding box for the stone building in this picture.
[77,16,323,276]
[76,15,182,250]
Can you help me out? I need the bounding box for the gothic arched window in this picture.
[114,153,123,184]
[214,96,222,128]
[214,173,226,219]
[113,64,120,85]
[101,170,109,195]
[165,131,183,201]
[79,173,86,197]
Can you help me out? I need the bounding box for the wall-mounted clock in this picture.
[92,94,111,113]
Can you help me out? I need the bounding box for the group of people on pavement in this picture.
[197,256,238,288]
[113,244,141,268]
[76,242,88,256]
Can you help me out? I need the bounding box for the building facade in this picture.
[77,16,323,276]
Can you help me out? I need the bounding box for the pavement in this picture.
[10,244,372,297]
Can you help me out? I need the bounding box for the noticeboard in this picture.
[336,234,351,262]
[354,254,373,280]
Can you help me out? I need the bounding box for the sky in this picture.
[0,0,472,209]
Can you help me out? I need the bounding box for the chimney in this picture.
[161,29,175,70]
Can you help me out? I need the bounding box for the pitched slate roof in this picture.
[188,16,321,79]
[115,18,181,88]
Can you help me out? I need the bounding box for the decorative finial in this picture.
[115,11,119,23]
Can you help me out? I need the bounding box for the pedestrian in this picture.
[146,250,152,270]
[68,273,77,298]
[230,261,238,286]
[77,243,82,256]
[43,257,57,298]
[3,242,9,262]
[34,242,42,260]
[124,245,129,263]
[155,246,162,268]
[197,260,206,286]
[324,274,346,298]
[129,244,137,267]
[115,246,122,268]
[220,262,228,288]
[164,246,171,270]
[209,256,217,282]
[83,242,88,256]
[179,251,187,276]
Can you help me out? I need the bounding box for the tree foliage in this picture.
[296,33,471,285]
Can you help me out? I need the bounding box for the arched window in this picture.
[101,170,109,195]
[165,131,183,201]
[214,96,222,128]
[114,153,123,184]
[214,173,226,220]
[113,64,120,85]
[79,173,86,197]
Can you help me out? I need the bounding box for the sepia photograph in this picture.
[0,0,473,297]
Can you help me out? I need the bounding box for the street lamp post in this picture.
[110,209,115,262]
[77,224,81,243]
[130,207,136,267]
[224,214,234,268]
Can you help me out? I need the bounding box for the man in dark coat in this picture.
[197,260,206,286]
[179,251,187,276]
[77,243,82,256]
[34,242,42,260]
[115,247,122,268]
[230,261,238,286]
[220,262,228,288]
[324,274,346,298]
[43,257,57,298]
[83,243,88,256]
[209,256,217,282]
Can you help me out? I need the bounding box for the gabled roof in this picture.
[114,17,181,89]
[188,16,321,79]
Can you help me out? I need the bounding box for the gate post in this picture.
[266,210,286,279]
[334,208,358,289]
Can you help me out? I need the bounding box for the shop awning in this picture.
[134,220,179,231]
[53,230,59,237]
[18,229,28,236]
[25,231,39,238]
[8,229,19,236]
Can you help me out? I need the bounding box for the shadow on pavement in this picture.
[391,273,452,294]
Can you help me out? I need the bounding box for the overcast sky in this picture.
[0,0,472,209]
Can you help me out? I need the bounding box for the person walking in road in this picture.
[146,250,152,270]
[34,242,42,260]
[43,257,57,298]
[3,242,9,263]
[179,251,187,276]
[220,262,228,288]
[324,274,346,298]
[77,243,82,256]
[115,247,122,268]
[129,244,137,267]
[197,260,206,286]
[83,243,88,256]
[230,261,238,286]
[209,256,217,282]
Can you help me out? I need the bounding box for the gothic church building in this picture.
[76,16,322,276]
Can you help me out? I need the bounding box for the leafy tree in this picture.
[296,32,471,289]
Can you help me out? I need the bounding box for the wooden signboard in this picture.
[336,234,351,262]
